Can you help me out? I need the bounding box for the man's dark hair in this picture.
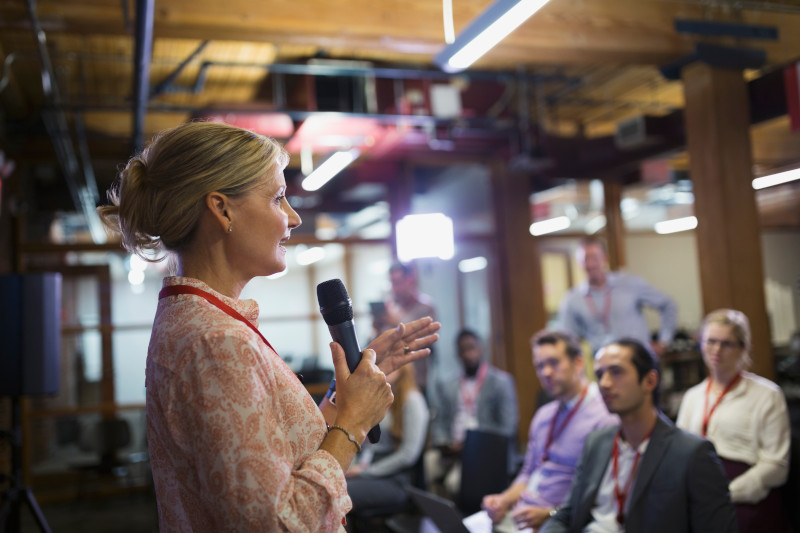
[579,235,608,254]
[609,337,661,408]
[389,261,414,278]
[456,328,481,346]
[530,330,582,361]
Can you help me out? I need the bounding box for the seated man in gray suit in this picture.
[427,329,519,496]
[541,338,737,533]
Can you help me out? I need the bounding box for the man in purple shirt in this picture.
[478,330,618,532]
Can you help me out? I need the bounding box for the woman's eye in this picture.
[274,195,285,203]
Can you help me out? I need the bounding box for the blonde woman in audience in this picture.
[677,309,791,533]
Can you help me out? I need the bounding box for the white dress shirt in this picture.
[676,371,790,503]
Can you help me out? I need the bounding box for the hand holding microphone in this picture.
[317,279,389,444]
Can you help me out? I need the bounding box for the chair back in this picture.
[457,429,510,516]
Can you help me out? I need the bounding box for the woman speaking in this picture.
[98,121,440,532]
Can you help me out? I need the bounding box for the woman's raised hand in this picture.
[367,316,441,376]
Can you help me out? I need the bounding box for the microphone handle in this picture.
[328,321,381,443]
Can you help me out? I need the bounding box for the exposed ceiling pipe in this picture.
[25,0,106,243]
[132,0,154,153]
[150,40,209,98]
[185,60,580,95]
[659,0,800,15]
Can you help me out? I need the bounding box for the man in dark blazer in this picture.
[541,338,737,533]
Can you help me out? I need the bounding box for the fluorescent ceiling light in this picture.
[529,215,570,236]
[127,269,145,286]
[434,0,551,73]
[396,213,455,262]
[584,215,607,235]
[443,0,455,44]
[458,256,488,273]
[654,216,697,234]
[301,149,360,191]
[296,246,326,266]
[752,168,800,190]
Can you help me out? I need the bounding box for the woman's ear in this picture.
[205,191,232,232]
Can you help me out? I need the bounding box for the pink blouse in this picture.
[146,277,350,532]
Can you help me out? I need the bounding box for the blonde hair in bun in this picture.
[98,121,288,260]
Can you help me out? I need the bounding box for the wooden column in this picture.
[388,162,414,259]
[603,180,626,270]
[490,161,547,446]
[682,63,774,379]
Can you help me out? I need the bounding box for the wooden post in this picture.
[682,63,774,380]
[490,161,547,446]
[603,180,626,270]
[388,163,414,260]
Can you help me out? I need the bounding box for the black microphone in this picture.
[316,278,381,444]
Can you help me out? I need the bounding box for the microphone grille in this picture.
[316,278,354,325]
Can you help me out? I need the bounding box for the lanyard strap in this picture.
[459,363,489,413]
[158,284,277,354]
[612,423,655,525]
[584,287,612,332]
[541,384,588,462]
[702,373,742,437]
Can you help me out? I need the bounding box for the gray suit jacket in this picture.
[541,414,737,533]
[430,365,518,446]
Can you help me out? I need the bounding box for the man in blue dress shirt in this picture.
[558,236,677,356]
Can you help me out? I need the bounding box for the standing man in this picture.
[540,338,736,533]
[472,331,617,533]
[558,236,677,356]
[373,262,437,393]
[428,329,519,496]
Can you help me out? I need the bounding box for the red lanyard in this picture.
[460,363,489,413]
[702,373,742,437]
[159,284,277,354]
[612,424,655,525]
[585,287,612,331]
[541,384,588,462]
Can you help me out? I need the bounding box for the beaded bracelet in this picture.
[328,424,362,453]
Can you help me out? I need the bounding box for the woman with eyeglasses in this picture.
[677,309,791,533]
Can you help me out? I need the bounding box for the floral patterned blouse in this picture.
[146,276,350,532]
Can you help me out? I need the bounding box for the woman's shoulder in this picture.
[741,371,784,398]
[152,299,270,372]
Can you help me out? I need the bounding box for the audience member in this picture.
[475,331,617,532]
[373,262,438,393]
[677,309,792,533]
[428,329,519,496]
[558,236,677,356]
[541,338,736,533]
[346,364,429,518]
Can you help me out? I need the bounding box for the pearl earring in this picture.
[227,224,233,233]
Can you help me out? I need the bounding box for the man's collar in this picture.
[580,271,617,295]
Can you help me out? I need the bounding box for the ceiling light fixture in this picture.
[529,215,570,236]
[654,216,697,234]
[434,0,551,73]
[396,213,455,262]
[752,167,800,190]
[296,246,326,266]
[443,0,456,44]
[458,256,488,273]
[301,149,360,192]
